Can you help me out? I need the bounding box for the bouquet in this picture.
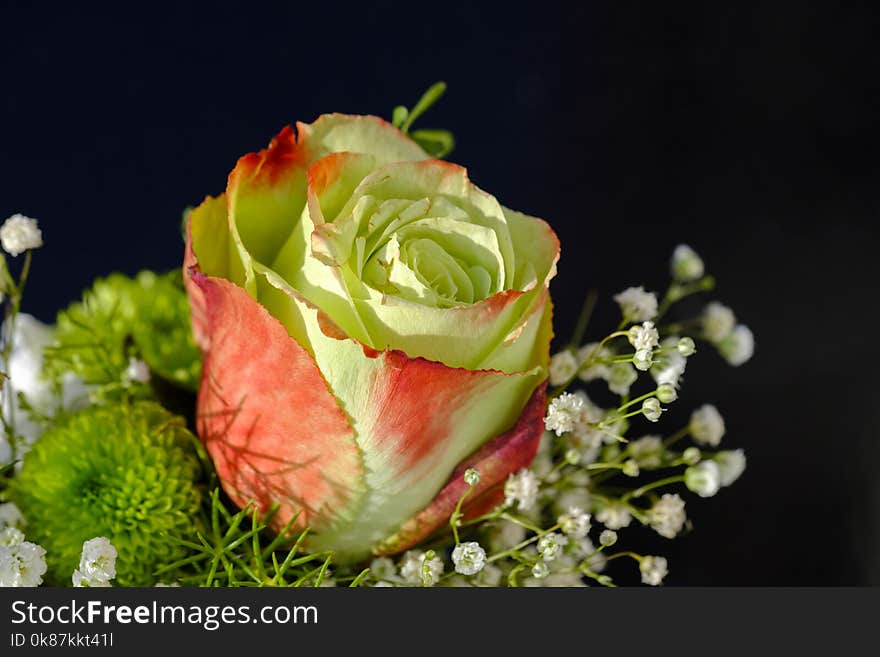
[0,84,753,587]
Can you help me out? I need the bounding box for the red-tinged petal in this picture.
[252,268,545,559]
[373,383,547,555]
[191,272,365,534]
[225,124,311,289]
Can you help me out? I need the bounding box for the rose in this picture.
[184,114,559,561]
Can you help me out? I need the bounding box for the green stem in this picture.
[663,426,690,447]
[623,475,685,501]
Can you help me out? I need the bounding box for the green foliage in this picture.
[44,270,201,397]
[8,401,205,586]
[166,489,369,588]
[391,81,455,158]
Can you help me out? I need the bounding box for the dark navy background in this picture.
[1,2,877,584]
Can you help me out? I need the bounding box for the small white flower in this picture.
[690,404,726,446]
[677,336,696,356]
[685,461,722,498]
[1,315,89,467]
[577,342,612,382]
[451,541,487,576]
[463,468,480,487]
[642,398,663,422]
[606,362,638,396]
[702,302,736,343]
[714,449,747,487]
[504,469,539,511]
[531,561,550,579]
[656,383,677,404]
[544,392,585,436]
[558,507,591,539]
[614,286,658,322]
[649,493,687,539]
[0,541,47,587]
[628,321,660,351]
[0,214,43,257]
[399,550,443,586]
[682,446,702,465]
[718,324,755,366]
[671,244,705,282]
[629,435,664,469]
[651,336,688,388]
[123,357,151,384]
[538,533,568,561]
[549,350,579,386]
[0,527,25,547]
[369,557,398,582]
[596,502,632,530]
[633,349,654,372]
[0,502,24,529]
[640,555,668,586]
[73,537,117,587]
[599,529,618,547]
[622,459,640,477]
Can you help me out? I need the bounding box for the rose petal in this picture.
[191,272,366,534]
[373,383,547,555]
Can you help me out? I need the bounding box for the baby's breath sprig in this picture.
[416,242,754,586]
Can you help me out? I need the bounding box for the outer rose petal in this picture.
[191,272,366,534]
[252,267,545,560]
[374,383,547,555]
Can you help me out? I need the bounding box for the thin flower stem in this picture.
[487,523,561,564]
[614,390,658,415]
[623,475,686,501]
[663,426,690,447]
[567,289,599,350]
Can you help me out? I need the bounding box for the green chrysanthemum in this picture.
[44,270,201,393]
[8,402,204,586]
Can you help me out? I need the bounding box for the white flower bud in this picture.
[718,325,755,366]
[702,302,736,343]
[531,561,550,579]
[682,446,702,465]
[549,350,579,386]
[676,336,696,356]
[689,404,725,447]
[656,383,677,403]
[599,529,618,547]
[642,398,663,422]
[607,363,638,396]
[685,461,721,498]
[671,244,705,282]
[622,459,640,477]
[464,468,480,487]
[614,286,658,322]
[714,449,747,487]
[633,349,654,371]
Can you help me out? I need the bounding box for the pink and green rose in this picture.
[184,114,559,561]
